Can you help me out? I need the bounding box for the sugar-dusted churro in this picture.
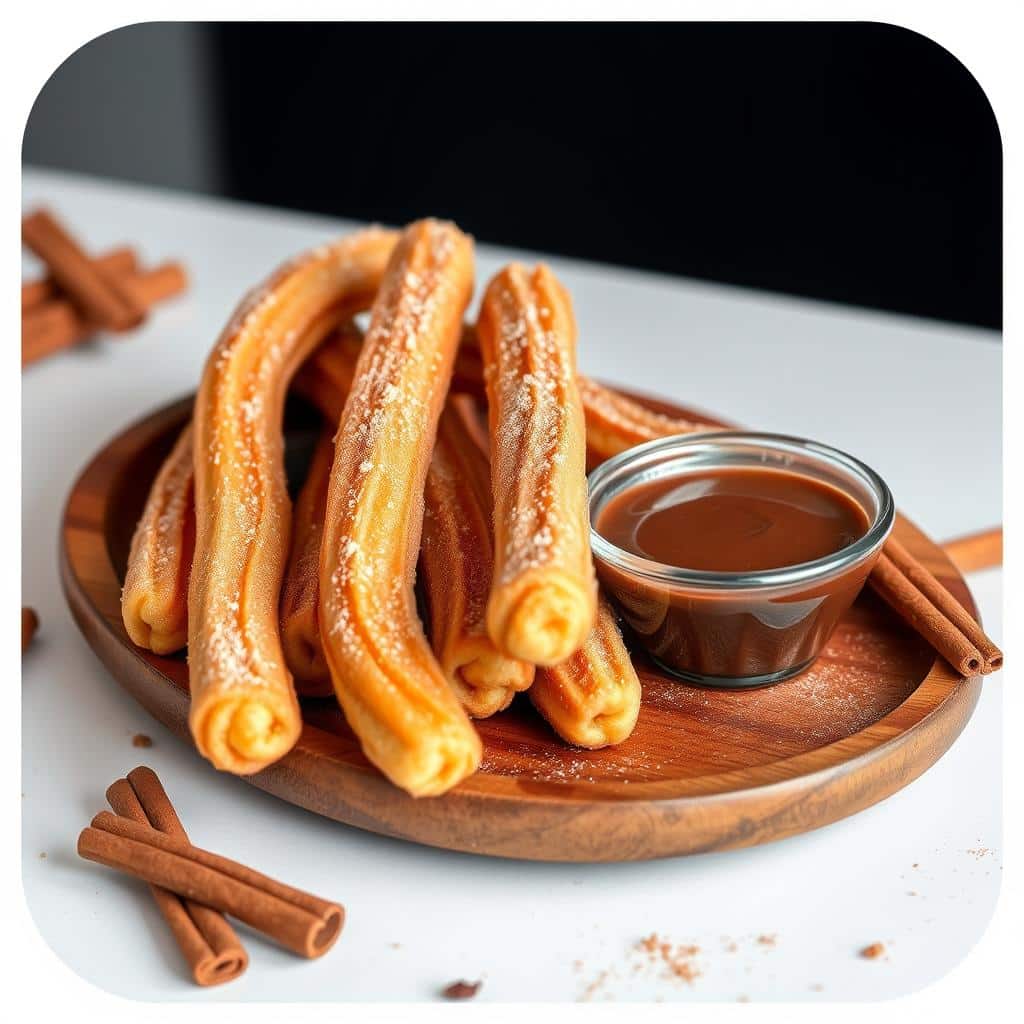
[421,396,535,717]
[279,426,336,696]
[454,328,707,464]
[318,219,481,797]
[122,424,196,654]
[120,324,362,661]
[530,595,641,748]
[189,228,398,775]
[579,376,707,465]
[476,263,596,666]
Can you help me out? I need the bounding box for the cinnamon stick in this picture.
[869,539,1002,676]
[22,246,137,311]
[942,527,1003,575]
[106,768,247,986]
[22,607,38,652]
[22,209,146,330]
[22,262,187,367]
[79,811,344,958]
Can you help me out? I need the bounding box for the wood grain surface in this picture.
[60,392,982,862]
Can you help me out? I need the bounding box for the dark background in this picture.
[24,22,1001,329]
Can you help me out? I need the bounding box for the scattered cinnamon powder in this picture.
[580,969,612,1001]
[442,980,481,1000]
[635,933,702,985]
[757,934,777,947]
[131,733,153,748]
[859,942,886,960]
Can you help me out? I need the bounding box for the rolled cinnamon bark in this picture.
[22,209,145,330]
[869,539,1002,675]
[21,245,137,310]
[22,262,188,367]
[106,769,247,986]
[79,811,344,959]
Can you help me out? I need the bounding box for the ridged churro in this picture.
[318,219,481,797]
[421,396,535,717]
[279,427,336,696]
[189,228,397,775]
[476,263,596,666]
[120,325,362,662]
[530,595,641,748]
[579,376,706,465]
[122,424,196,654]
[454,328,706,464]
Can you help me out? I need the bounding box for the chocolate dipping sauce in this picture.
[597,468,870,573]
[594,465,881,686]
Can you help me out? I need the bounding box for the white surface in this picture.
[21,168,1003,1002]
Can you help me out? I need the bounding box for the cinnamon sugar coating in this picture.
[318,220,481,796]
[530,595,641,749]
[420,396,535,717]
[188,228,397,774]
[122,424,196,654]
[476,263,596,666]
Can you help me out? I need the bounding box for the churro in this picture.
[122,424,196,654]
[189,228,397,775]
[318,219,481,796]
[279,426,336,696]
[476,263,596,666]
[421,395,535,717]
[454,328,707,463]
[530,595,641,748]
[120,325,361,661]
[579,376,706,465]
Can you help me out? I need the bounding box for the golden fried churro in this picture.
[579,376,706,465]
[122,424,196,654]
[421,396,535,717]
[189,228,397,775]
[120,324,362,661]
[279,427,336,696]
[476,263,596,666]
[318,219,481,797]
[530,595,641,748]
[455,327,707,464]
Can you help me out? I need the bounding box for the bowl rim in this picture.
[588,430,895,591]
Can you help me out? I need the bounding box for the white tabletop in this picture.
[21,167,1003,1002]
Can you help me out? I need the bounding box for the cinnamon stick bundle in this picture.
[21,607,38,652]
[22,209,146,330]
[870,537,1002,676]
[79,811,343,958]
[106,768,247,986]
[22,246,137,311]
[22,262,187,367]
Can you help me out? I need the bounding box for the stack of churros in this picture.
[121,219,704,796]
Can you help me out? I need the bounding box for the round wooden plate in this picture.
[61,393,982,862]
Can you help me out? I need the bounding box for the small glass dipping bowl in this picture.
[588,432,895,688]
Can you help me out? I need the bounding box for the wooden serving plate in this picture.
[61,392,982,862]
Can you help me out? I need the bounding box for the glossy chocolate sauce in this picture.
[597,467,870,572]
[594,467,878,686]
